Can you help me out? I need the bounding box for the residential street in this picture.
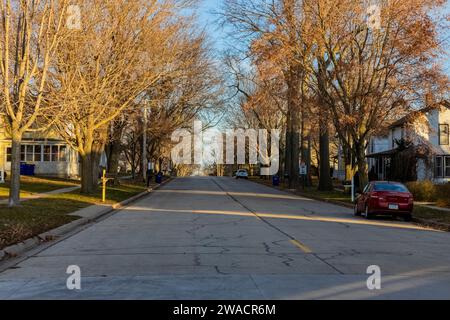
[1,177,450,299]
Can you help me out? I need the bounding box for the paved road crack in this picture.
[211,178,345,275]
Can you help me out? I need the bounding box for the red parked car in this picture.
[354,182,414,221]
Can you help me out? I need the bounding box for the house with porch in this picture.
[0,116,80,179]
[366,102,450,184]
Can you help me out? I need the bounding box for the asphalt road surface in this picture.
[1,177,450,299]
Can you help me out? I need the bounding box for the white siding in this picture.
[365,107,450,183]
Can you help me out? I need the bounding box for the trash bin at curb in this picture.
[155,172,163,184]
[272,175,280,186]
[20,163,36,176]
[28,164,36,176]
[20,163,27,175]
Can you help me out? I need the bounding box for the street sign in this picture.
[299,164,307,176]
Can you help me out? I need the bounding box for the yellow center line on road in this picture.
[290,239,313,254]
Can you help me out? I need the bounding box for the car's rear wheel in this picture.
[354,204,361,216]
[364,205,373,220]
[403,214,413,222]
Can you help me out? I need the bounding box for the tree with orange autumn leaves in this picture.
[222,0,448,190]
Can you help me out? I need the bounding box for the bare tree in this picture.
[0,0,69,206]
[105,23,223,184]
[48,0,190,193]
[306,0,449,189]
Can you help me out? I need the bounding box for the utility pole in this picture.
[142,106,148,182]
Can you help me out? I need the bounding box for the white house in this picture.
[366,102,450,184]
[0,116,80,178]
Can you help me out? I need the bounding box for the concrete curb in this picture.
[0,178,172,262]
[412,218,450,232]
[295,192,355,209]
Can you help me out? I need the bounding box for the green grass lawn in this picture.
[0,182,148,250]
[0,176,79,200]
[413,206,450,225]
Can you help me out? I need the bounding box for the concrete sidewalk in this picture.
[0,179,171,263]
[0,186,80,205]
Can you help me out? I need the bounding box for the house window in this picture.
[6,144,67,163]
[392,129,395,148]
[21,145,25,162]
[26,145,34,162]
[435,156,443,178]
[34,145,42,162]
[446,157,450,178]
[6,147,12,162]
[435,156,450,178]
[59,146,67,162]
[439,124,449,145]
[51,146,59,161]
[43,146,51,162]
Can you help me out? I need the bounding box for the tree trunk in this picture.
[80,153,95,194]
[138,131,145,180]
[318,120,333,191]
[131,165,136,180]
[356,143,369,191]
[8,132,22,207]
[278,139,285,178]
[91,134,107,191]
[286,65,301,190]
[301,127,313,187]
[91,150,101,191]
[344,133,354,182]
[284,127,292,183]
[289,130,300,189]
[106,140,121,185]
[342,142,354,195]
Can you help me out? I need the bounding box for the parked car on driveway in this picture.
[354,181,414,221]
[235,169,249,179]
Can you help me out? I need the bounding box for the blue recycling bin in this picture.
[25,164,31,176]
[20,163,36,176]
[272,175,280,186]
[155,173,163,184]
[27,164,36,176]
[20,163,27,175]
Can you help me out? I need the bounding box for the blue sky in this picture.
[197,0,450,76]
[197,0,228,51]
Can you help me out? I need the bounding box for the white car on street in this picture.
[235,169,249,179]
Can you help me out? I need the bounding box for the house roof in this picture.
[366,148,398,158]
[389,106,433,129]
[388,100,449,129]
